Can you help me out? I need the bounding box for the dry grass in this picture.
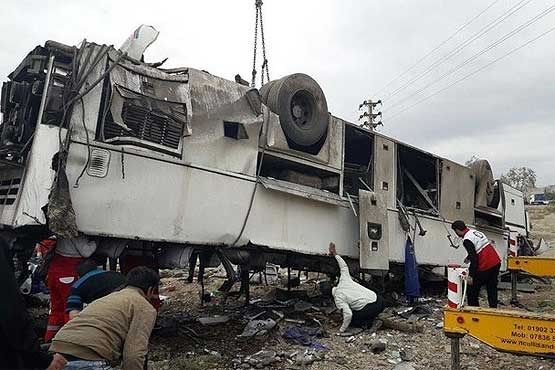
[527,204,555,245]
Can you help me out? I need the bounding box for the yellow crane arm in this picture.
[444,306,555,357]
[508,256,555,277]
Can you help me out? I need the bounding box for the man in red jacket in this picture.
[452,220,501,308]
[44,236,97,342]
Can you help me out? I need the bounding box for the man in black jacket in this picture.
[66,259,125,320]
[0,235,66,369]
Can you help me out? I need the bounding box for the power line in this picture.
[386,4,555,112]
[374,0,501,96]
[382,0,533,102]
[386,25,555,122]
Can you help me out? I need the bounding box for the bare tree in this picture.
[500,167,537,192]
[465,155,480,167]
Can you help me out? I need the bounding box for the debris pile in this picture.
[27,268,554,370]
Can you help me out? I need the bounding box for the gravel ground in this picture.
[146,270,555,370]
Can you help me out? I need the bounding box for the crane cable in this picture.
[251,0,270,87]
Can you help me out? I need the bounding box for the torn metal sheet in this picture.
[119,24,159,61]
[181,94,263,176]
[108,84,188,140]
[109,62,193,138]
[259,177,348,207]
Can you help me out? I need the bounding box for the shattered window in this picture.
[397,145,439,214]
[102,84,186,155]
[343,125,373,196]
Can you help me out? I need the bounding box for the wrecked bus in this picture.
[0,29,527,281]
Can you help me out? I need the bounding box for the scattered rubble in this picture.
[198,315,230,326]
[203,349,222,358]
[146,271,555,369]
[368,340,387,354]
[392,362,416,370]
[338,327,363,337]
[27,268,555,370]
[238,318,277,337]
[243,350,281,368]
[289,348,325,367]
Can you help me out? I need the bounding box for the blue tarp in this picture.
[404,237,421,302]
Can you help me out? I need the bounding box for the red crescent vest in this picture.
[463,228,501,272]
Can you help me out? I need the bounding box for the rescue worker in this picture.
[32,238,56,294]
[0,234,67,370]
[50,266,159,370]
[66,259,125,320]
[451,220,501,308]
[328,242,384,333]
[44,236,97,342]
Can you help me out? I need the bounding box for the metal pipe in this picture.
[450,337,460,370]
[287,267,291,291]
[36,54,56,127]
[242,268,250,305]
[510,270,518,304]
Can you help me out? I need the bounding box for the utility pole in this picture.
[358,99,382,130]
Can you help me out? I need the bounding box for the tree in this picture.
[500,167,537,192]
[465,155,480,167]
[545,190,555,201]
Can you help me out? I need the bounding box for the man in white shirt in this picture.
[329,242,384,333]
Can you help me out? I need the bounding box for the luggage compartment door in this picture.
[359,189,389,273]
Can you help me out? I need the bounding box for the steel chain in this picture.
[251,2,260,87]
[251,0,270,87]
[259,3,270,85]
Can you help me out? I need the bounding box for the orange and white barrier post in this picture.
[447,264,469,309]
[508,231,518,257]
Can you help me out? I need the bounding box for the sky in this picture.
[1,0,554,185]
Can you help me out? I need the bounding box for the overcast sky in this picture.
[2,0,554,184]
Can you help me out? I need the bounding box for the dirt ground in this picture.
[143,269,555,370]
[528,204,555,247]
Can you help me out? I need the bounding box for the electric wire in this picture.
[72,51,126,187]
[382,0,533,102]
[374,0,500,96]
[73,98,91,188]
[229,114,269,247]
[387,25,555,122]
[387,4,555,112]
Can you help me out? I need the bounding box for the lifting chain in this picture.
[251,0,270,87]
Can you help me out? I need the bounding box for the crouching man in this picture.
[328,242,384,333]
[66,259,126,320]
[50,267,159,370]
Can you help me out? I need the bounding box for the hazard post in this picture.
[444,261,555,370]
